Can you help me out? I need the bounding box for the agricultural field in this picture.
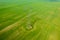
[0,1,60,40]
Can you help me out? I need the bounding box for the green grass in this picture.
[0,2,60,40]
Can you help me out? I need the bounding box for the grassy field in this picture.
[0,2,60,40]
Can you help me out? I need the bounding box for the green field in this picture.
[0,2,60,40]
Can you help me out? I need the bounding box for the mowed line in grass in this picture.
[0,13,24,30]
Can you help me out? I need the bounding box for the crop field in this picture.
[0,2,60,40]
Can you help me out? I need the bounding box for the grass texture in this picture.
[0,2,60,40]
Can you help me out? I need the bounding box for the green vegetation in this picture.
[0,2,60,40]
